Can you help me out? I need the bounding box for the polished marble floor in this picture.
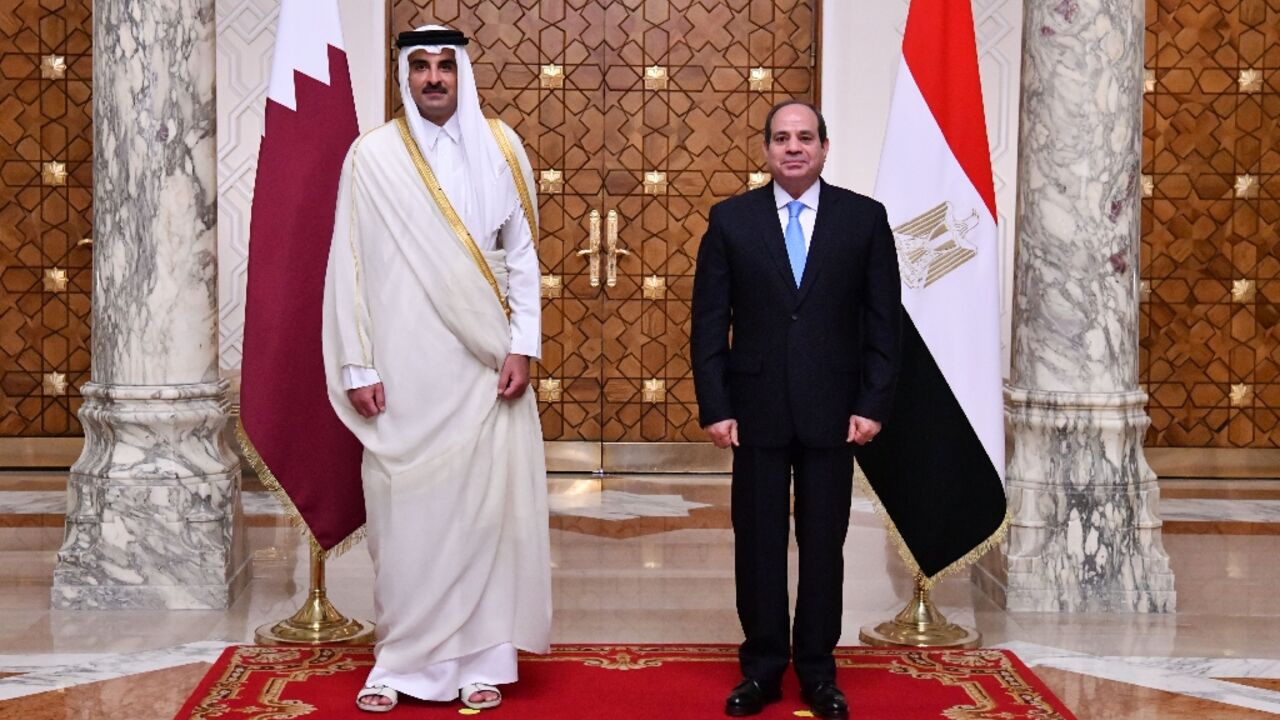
[1,473,1279,718]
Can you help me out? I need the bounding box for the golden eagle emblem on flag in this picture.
[892,201,980,290]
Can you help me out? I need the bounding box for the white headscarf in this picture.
[397,25,515,242]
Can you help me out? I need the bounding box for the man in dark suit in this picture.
[692,101,902,719]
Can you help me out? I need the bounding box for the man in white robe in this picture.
[321,24,550,713]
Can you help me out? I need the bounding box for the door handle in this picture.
[605,209,630,288]
[577,209,602,288]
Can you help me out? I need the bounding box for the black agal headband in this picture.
[396,29,469,48]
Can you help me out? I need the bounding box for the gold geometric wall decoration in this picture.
[1143,1,1280,449]
[644,65,668,91]
[42,161,67,186]
[41,54,66,79]
[1234,174,1257,198]
[541,274,563,298]
[43,373,68,396]
[748,171,771,190]
[1238,68,1261,93]
[1230,384,1253,408]
[539,169,563,194]
[43,268,68,292]
[642,378,666,403]
[539,63,564,89]
[642,275,666,300]
[537,377,563,402]
[749,67,773,91]
[2,1,93,436]
[1141,174,1153,197]
[1144,69,1156,93]
[643,170,667,195]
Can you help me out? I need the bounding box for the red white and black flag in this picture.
[855,0,1009,583]
[237,0,365,554]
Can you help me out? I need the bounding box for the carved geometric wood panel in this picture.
[0,0,93,436]
[394,0,816,444]
[1142,0,1280,447]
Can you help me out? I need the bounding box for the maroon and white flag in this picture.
[238,0,364,554]
[856,0,1008,583]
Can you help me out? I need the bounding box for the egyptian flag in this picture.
[855,0,1008,585]
[237,0,365,554]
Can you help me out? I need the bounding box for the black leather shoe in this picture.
[724,678,781,717]
[801,681,849,719]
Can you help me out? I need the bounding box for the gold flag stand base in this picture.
[255,544,375,645]
[858,575,981,649]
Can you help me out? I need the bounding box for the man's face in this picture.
[407,48,458,125]
[764,104,828,190]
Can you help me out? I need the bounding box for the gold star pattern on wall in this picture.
[1231,279,1255,303]
[642,275,666,300]
[538,378,563,403]
[43,268,68,292]
[41,54,66,79]
[42,161,67,186]
[1238,69,1261,93]
[540,64,564,89]
[43,372,68,396]
[644,65,668,91]
[749,67,773,91]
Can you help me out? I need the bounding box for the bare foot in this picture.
[467,688,500,705]
[357,686,396,712]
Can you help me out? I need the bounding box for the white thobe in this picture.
[343,112,541,390]
[323,118,551,704]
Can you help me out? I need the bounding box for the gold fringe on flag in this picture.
[235,419,366,560]
[854,467,1011,591]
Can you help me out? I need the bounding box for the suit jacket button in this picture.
[791,313,798,321]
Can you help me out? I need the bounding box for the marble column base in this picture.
[974,387,1175,613]
[52,381,250,610]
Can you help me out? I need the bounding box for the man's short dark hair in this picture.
[763,101,827,144]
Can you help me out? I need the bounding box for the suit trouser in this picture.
[731,441,855,688]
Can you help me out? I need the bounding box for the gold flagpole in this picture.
[256,543,375,645]
[859,574,981,649]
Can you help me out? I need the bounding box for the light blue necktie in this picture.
[784,200,807,287]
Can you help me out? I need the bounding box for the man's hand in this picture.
[497,354,531,400]
[705,418,739,449]
[347,383,386,418]
[847,415,882,445]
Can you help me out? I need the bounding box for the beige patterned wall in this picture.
[216,0,279,372]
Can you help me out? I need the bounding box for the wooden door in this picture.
[392,0,818,470]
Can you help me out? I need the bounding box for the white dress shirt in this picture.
[773,179,821,250]
[343,114,541,389]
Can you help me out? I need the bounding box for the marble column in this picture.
[973,0,1175,611]
[51,0,249,609]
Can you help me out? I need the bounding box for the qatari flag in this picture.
[237,0,364,554]
[855,0,1008,584]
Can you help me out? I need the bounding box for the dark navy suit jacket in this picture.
[691,180,903,448]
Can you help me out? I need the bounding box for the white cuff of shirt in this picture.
[342,365,382,390]
[509,333,541,360]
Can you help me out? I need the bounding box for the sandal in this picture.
[356,684,398,713]
[460,682,502,710]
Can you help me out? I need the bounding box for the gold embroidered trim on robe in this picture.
[487,118,539,246]
[394,116,510,317]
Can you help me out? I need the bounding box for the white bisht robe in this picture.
[321,118,551,699]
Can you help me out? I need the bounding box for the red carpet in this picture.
[176,644,1076,719]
